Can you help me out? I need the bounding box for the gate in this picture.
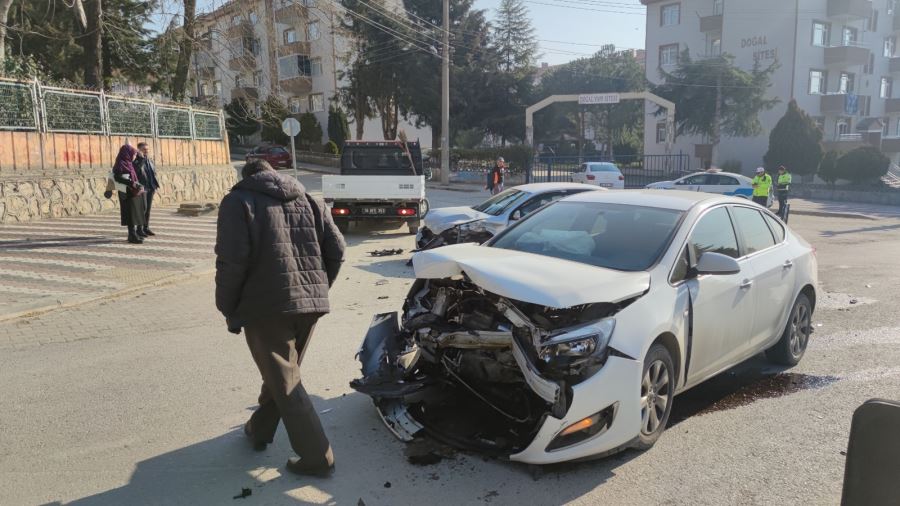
[529,154,691,188]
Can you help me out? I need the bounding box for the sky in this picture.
[152,0,646,66]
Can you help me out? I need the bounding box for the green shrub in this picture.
[836,146,889,183]
[324,140,340,155]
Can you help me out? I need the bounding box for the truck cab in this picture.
[323,141,428,234]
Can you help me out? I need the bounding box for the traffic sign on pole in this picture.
[282,118,301,179]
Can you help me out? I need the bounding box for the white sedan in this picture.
[353,190,817,464]
[570,162,625,189]
[415,182,602,250]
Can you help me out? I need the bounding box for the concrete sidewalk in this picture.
[788,198,900,220]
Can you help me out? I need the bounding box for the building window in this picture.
[243,37,260,57]
[812,21,830,47]
[309,93,325,112]
[254,103,261,117]
[897,118,900,136]
[214,80,222,95]
[278,54,312,79]
[882,77,893,98]
[839,72,855,93]
[235,75,245,88]
[886,37,896,58]
[864,53,875,75]
[289,97,302,114]
[809,70,827,94]
[656,122,667,143]
[307,21,320,41]
[249,12,258,24]
[661,4,680,26]
[310,57,323,76]
[868,10,879,32]
[837,119,851,137]
[252,71,262,87]
[284,29,298,45]
[659,44,679,66]
[884,118,890,136]
[842,26,857,46]
[713,0,723,15]
[231,15,241,26]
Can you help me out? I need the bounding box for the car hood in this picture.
[424,206,492,233]
[412,244,651,308]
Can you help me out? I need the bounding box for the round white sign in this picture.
[281,117,301,137]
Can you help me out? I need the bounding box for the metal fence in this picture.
[0,78,224,140]
[529,154,692,188]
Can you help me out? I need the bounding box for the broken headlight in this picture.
[539,318,615,371]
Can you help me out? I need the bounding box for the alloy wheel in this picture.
[640,360,671,436]
[789,303,811,358]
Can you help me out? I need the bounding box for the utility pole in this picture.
[440,0,450,184]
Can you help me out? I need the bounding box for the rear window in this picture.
[472,189,529,216]
[764,213,786,242]
[588,163,620,173]
[490,202,683,271]
[345,147,413,172]
[269,147,288,154]
[731,207,776,255]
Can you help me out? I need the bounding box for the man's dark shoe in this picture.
[243,421,268,452]
[286,457,334,478]
[143,228,156,236]
[136,229,148,238]
[128,236,143,244]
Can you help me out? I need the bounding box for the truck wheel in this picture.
[408,220,420,235]
[335,219,350,234]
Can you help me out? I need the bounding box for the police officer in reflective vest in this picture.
[776,165,792,217]
[751,167,772,207]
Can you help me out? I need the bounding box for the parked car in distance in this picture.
[353,190,817,465]
[645,169,775,207]
[570,162,625,189]
[416,182,603,250]
[245,145,292,169]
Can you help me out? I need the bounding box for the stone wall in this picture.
[0,165,237,223]
[792,185,900,206]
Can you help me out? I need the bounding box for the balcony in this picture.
[823,133,867,152]
[821,93,851,114]
[827,0,873,20]
[228,53,257,72]
[231,86,259,101]
[700,14,723,33]
[281,40,311,56]
[886,98,900,113]
[882,137,900,152]
[279,75,313,95]
[824,44,871,67]
[275,3,308,24]
[225,21,254,39]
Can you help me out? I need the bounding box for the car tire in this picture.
[635,343,675,450]
[766,293,812,366]
[335,219,350,234]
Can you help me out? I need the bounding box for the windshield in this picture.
[490,202,684,271]
[471,189,530,216]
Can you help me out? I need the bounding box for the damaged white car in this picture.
[415,183,602,250]
[352,191,818,465]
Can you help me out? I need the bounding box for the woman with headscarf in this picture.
[112,144,148,244]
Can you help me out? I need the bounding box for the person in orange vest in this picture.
[487,157,506,195]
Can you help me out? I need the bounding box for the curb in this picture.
[789,209,878,221]
[0,269,215,324]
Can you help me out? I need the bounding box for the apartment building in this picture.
[642,0,900,171]
[190,0,429,145]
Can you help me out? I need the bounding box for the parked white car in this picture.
[570,162,625,189]
[415,182,602,250]
[646,170,775,206]
[353,190,817,464]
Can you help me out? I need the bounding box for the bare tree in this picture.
[171,0,196,101]
[0,0,14,68]
[82,0,104,87]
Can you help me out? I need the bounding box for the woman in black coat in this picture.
[112,144,148,244]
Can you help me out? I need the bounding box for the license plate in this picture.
[361,207,387,215]
[600,183,613,188]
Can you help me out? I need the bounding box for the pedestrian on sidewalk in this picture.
[487,157,506,195]
[112,144,147,244]
[215,160,346,477]
[751,167,772,208]
[776,165,792,218]
[134,142,161,237]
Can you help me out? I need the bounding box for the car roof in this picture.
[511,182,605,193]
[563,189,748,211]
[682,171,749,181]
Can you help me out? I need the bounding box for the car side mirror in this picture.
[695,252,740,275]
[510,210,523,221]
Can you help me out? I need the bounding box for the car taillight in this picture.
[331,208,350,216]
[586,174,596,181]
[618,175,625,180]
[397,208,416,216]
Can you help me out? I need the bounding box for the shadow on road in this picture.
[820,223,900,237]
[0,237,115,250]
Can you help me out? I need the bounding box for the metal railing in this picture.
[0,78,224,140]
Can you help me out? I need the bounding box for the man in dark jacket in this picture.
[215,160,345,477]
[134,142,161,237]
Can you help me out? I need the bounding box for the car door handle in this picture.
[740,279,753,290]
[783,260,794,269]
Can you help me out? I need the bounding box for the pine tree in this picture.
[494,0,538,73]
[260,96,291,145]
[327,105,351,151]
[299,112,324,149]
[763,100,823,176]
[224,98,260,144]
[818,150,841,188]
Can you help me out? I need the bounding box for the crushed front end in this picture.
[351,278,638,460]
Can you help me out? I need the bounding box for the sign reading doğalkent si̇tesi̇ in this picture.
[741,35,778,63]
[578,93,621,105]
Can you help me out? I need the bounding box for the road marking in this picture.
[0,256,111,271]
[0,269,121,289]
